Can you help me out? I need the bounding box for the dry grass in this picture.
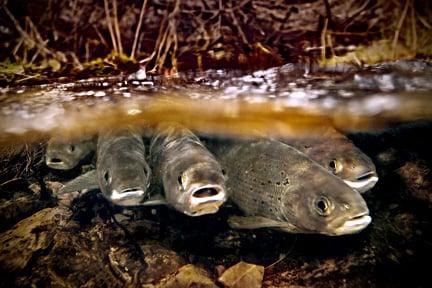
[0,142,45,188]
[0,0,431,74]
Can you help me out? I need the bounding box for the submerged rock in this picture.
[0,197,198,287]
[0,207,71,273]
[0,195,48,231]
[397,161,432,206]
[160,264,218,288]
[140,244,187,284]
[218,261,264,288]
[26,219,189,287]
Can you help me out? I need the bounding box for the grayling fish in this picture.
[149,123,227,216]
[60,128,151,206]
[45,137,95,170]
[215,139,371,236]
[280,126,378,193]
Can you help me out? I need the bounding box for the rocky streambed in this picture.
[0,121,431,288]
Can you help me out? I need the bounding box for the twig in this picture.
[348,0,371,19]
[392,0,410,59]
[104,0,118,53]
[227,1,249,46]
[92,24,110,48]
[112,0,123,55]
[305,45,356,52]
[326,32,336,61]
[4,6,66,63]
[0,178,21,187]
[415,10,432,29]
[410,1,417,53]
[131,0,149,59]
[148,0,180,73]
[329,31,379,36]
[265,237,297,270]
[343,0,371,29]
[169,9,179,73]
[15,74,40,83]
[321,18,328,62]
[217,0,223,37]
[322,0,333,29]
[72,0,79,55]
[67,51,83,69]
[12,38,24,62]
[150,22,170,72]
[144,12,168,70]
[28,47,41,66]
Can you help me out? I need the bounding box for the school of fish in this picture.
[53,123,378,236]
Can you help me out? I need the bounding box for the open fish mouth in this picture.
[189,184,226,205]
[109,188,145,206]
[343,172,379,193]
[333,213,372,235]
[184,184,227,216]
[46,157,71,169]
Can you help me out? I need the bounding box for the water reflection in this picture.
[0,61,432,144]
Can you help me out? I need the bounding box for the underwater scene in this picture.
[1,0,432,287]
[1,61,432,287]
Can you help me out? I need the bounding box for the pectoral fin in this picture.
[59,170,99,194]
[228,215,297,231]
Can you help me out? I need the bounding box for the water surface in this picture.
[1,61,432,147]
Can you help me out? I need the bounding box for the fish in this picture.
[149,123,227,216]
[215,139,371,236]
[45,137,95,170]
[280,126,378,193]
[60,128,151,206]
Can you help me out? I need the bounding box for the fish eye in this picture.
[314,196,332,216]
[328,159,342,174]
[68,144,75,153]
[104,171,111,184]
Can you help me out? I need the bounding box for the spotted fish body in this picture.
[149,123,227,216]
[216,139,371,236]
[282,126,378,193]
[45,137,95,170]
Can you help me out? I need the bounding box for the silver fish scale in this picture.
[98,132,145,157]
[149,124,202,168]
[96,129,150,192]
[150,132,207,181]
